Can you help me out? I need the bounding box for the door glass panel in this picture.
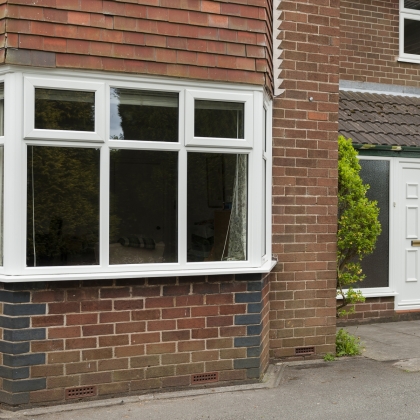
[357,160,390,288]
[110,150,178,264]
[187,153,248,262]
[194,100,244,139]
[27,146,100,267]
[35,89,95,131]
[404,19,420,55]
[110,88,178,142]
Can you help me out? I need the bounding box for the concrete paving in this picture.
[3,320,420,420]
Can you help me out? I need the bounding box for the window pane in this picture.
[357,160,390,288]
[194,100,244,139]
[0,83,4,136]
[0,147,3,266]
[404,19,420,55]
[187,153,247,262]
[405,0,420,10]
[110,150,178,264]
[27,146,100,267]
[110,88,178,142]
[35,89,95,131]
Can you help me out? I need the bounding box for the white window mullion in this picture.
[100,144,110,268]
[4,72,26,274]
[178,148,187,267]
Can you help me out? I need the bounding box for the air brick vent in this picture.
[295,346,315,355]
[191,372,219,384]
[65,386,97,400]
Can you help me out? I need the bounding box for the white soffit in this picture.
[273,0,283,97]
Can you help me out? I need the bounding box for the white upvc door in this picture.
[395,160,420,310]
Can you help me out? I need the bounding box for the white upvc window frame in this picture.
[24,76,106,142]
[185,89,254,149]
[399,0,420,64]
[1,67,273,282]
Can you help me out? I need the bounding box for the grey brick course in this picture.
[0,366,29,380]
[3,353,45,367]
[3,378,46,393]
[0,316,30,329]
[235,314,261,325]
[235,292,262,303]
[3,303,46,316]
[3,328,46,342]
[0,340,30,355]
[234,336,260,348]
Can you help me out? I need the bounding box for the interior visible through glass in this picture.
[187,153,247,262]
[27,146,100,267]
[194,100,244,139]
[110,88,178,141]
[404,19,420,55]
[35,88,95,131]
[110,150,178,264]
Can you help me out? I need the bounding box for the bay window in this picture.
[1,70,272,281]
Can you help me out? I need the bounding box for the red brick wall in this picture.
[270,0,339,359]
[0,274,269,407]
[340,0,420,86]
[2,0,273,91]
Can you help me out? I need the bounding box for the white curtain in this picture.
[225,155,247,261]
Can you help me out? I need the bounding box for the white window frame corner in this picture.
[184,88,254,149]
[23,75,106,142]
[398,0,420,64]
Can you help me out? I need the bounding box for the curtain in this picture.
[225,154,247,261]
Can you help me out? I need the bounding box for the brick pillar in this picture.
[270,0,340,359]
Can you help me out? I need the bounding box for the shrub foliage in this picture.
[337,136,381,316]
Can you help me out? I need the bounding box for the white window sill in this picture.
[397,57,420,65]
[337,287,398,299]
[0,260,277,283]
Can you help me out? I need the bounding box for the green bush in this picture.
[337,136,381,316]
[335,329,362,357]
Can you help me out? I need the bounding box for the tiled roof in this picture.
[339,90,420,147]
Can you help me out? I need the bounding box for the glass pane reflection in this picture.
[35,89,95,131]
[110,88,178,142]
[27,146,100,267]
[404,19,420,55]
[194,100,244,139]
